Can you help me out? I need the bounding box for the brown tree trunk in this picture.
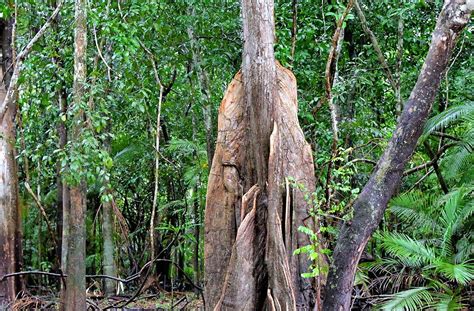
[205,0,322,309]
[64,0,87,309]
[0,17,21,307]
[323,2,472,310]
[58,88,70,310]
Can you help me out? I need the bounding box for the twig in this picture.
[403,143,456,176]
[406,168,434,193]
[172,296,187,308]
[344,158,377,167]
[86,298,101,310]
[1,271,64,281]
[24,182,59,254]
[431,131,461,141]
[423,141,449,194]
[92,23,112,81]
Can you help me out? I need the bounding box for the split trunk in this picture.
[204,0,323,309]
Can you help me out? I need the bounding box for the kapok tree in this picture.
[204,0,322,309]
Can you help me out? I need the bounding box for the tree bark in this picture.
[205,0,322,309]
[102,185,116,295]
[323,1,472,310]
[0,61,20,309]
[0,17,21,307]
[58,88,70,310]
[64,0,87,309]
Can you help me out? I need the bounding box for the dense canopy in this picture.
[0,0,472,310]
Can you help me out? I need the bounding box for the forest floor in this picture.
[11,291,204,310]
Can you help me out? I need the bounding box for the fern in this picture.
[380,287,433,311]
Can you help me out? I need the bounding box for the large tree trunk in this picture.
[64,0,87,309]
[0,17,21,307]
[204,0,321,309]
[323,1,472,310]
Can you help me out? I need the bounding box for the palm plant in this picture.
[358,186,473,310]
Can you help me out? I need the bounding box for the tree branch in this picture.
[0,0,63,121]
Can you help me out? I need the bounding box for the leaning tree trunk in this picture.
[0,18,21,307]
[64,0,87,309]
[323,1,472,310]
[204,0,323,309]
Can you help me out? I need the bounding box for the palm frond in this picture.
[441,147,474,182]
[166,138,205,157]
[114,142,148,163]
[433,260,474,285]
[377,232,436,267]
[389,192,439,231]
[439,187,473,255]
[431,293,465,310]
[454,235,474,263]
[422,103,474,140]
[380,287,433,311]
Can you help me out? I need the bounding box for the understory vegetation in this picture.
[0,0,472,310]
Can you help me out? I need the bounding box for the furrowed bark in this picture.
[323,1,472,310]
[205,1,322,309]
[64,0,87,309]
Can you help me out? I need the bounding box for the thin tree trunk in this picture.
[192,186,200,293]
[323,2,472,309]
[0,16,21,307]
[423,141,449,194]
[0,62,20,308]
[64,0,87,309]
[147,55,163,263]
[324,1,353,211]
[102,184,116,295]
[290,0,298,65]
[58,88,70,310]
[187,8,215,168]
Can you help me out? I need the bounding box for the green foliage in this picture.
[361,186,473,309]
[9,0,473,303]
